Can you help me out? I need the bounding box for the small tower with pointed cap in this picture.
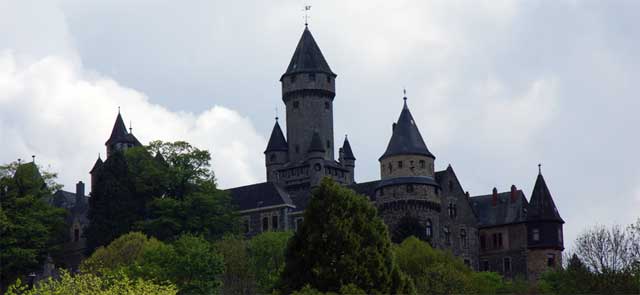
[281,26,337,162]
[264,117,289,182]
[339,135,356,184]
[105,111,142,157]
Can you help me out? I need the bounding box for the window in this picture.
[309,73,316,81]
[326,140,331,149]
[272,215,279,230]
[293,101,299,109]
[503,257,512,272]
[295,217,303,230]
[425,220,433,238]
[533,228,540,241]
[406,184,414,193]
[480,234,487,250]
[419,160,425,169]
[388,163,392,173]
[448,203,457,218]
[398,161,403,168]
[481,260,490,271]
[444,226,451,244]
[262,217,269,232]
[270,154,276,162]
[558,227,563,243]
[460,229,467,248]
[295,145,300,154]
[498,233,503,248]
[324,101,330,110]
[74,228,80,242]
[547,254,556,267]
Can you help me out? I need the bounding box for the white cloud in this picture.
[0,51,265,191]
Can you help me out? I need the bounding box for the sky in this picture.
[1,0,638,251]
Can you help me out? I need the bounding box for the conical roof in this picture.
[528,172,564,223]
[342,136,355,160]
[265,120,288,152]
[90,156,103,174]
[281,27,335,80]
[380,99,434,160]
[154,152,167,166]
[308,131,326,153]
[105,113,128,145]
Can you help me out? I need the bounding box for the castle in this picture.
[54,25,564,281]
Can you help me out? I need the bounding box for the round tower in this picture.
[376,95,441,244]
[281,26,337,163]
[264,118,289,182]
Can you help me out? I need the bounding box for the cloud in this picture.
[0,50,265,190]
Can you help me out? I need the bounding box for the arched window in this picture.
[388,163,392,173]
[425,220,433,238]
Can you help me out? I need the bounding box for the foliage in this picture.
[215,235,256,295]
[248,231,292,293]
[277,178,414,294]
[81,232,224,295]
[0,162,66,288]
[6,269,176,295]
[290,284,366,295]
[575,223,636,273]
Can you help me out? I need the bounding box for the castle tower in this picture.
[89,156,103,193]
[105,111,141,157]
[265,118,289,182]
[338,136,356,184]
[376,95,441,243]
[526,167,564,281]
[281,26,337,163]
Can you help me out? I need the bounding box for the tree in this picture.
[82,232,224,295]
[277,178,414,294]
[215,235,256,295]
[575,224,635,273]
[248,231,292,293]
[6,270,176,295]
[0,162,66,289]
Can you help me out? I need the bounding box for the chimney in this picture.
[338,147,344,163]
[76,181,85,205]
[492,187,498,207]
[465,191,470,199]
[510,185,517,203]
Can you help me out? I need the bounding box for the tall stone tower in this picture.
[526,169,564,281]
[376,95,440,243]
[280,26,337,163]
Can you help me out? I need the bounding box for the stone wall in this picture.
[380,155,434,179]
[527,248,563,282]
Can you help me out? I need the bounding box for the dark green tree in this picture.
[248,231,292,293]
[215,235,256,295]
[0,162,66,288]
[277,178,414,294]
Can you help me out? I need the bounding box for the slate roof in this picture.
[308,131,326,152]
[349,180,380,201]
[90,157,103,173]
[227,182,294,212]
[341,137,355,160]
[50,190,90,225]
[528,173,564,223]
[105,113,129,145]
[281,26,335,79]
[265,120,288,152]
[380,99,435,160]
[470,190,529,228]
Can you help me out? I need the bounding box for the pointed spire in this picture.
[380,97,435,160]
[265,119,288,153]
[154,152,167,166]
[281,27,335,80]
[90,155,103,174]
[308,131,326,153]
[341,135,355,160]
[528,170,564,223]
[105,112,129,145]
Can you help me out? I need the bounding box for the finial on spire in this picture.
[118,106,121,114]
[32,155,35,163]
[538,163,542,175]
[275,106,279,121]
[303,5,312,27]
[17,158,21,165]
[403,88,407,101]
[345,134,348,140]
[129,120,133,133]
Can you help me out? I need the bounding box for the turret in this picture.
[89,156,103,194]
[339,135,355,184]
[379,95,436,179]
[281,26,336,162]
[526,166,564,279]
[105,111,141,157]
[265,118,289,182]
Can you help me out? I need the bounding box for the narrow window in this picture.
[453,204,458,218]
[498,233,503,248]
[388,163,392,173]
[262,217,269,232]
[460,229,467,248]
[503,257,512,272]
[444,226,451,244]
[326,140,331,149]
[482,260,489,271]
[398,161,403,168]
[492,233,498,248]
[324,101,330,110]
[533,228,540,241]
[419,160,425,169]
[558,227,563,243]
[74,228,80,242]
[425,220,433,238]
[272,215,278,230]
[293,101,299,109]
[295,145,300,154]
[309,73,316,81]
[547,254,556,267]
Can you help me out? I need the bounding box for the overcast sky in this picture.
[1,0,639,250]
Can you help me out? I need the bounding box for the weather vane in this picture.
[303,4,312,26]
